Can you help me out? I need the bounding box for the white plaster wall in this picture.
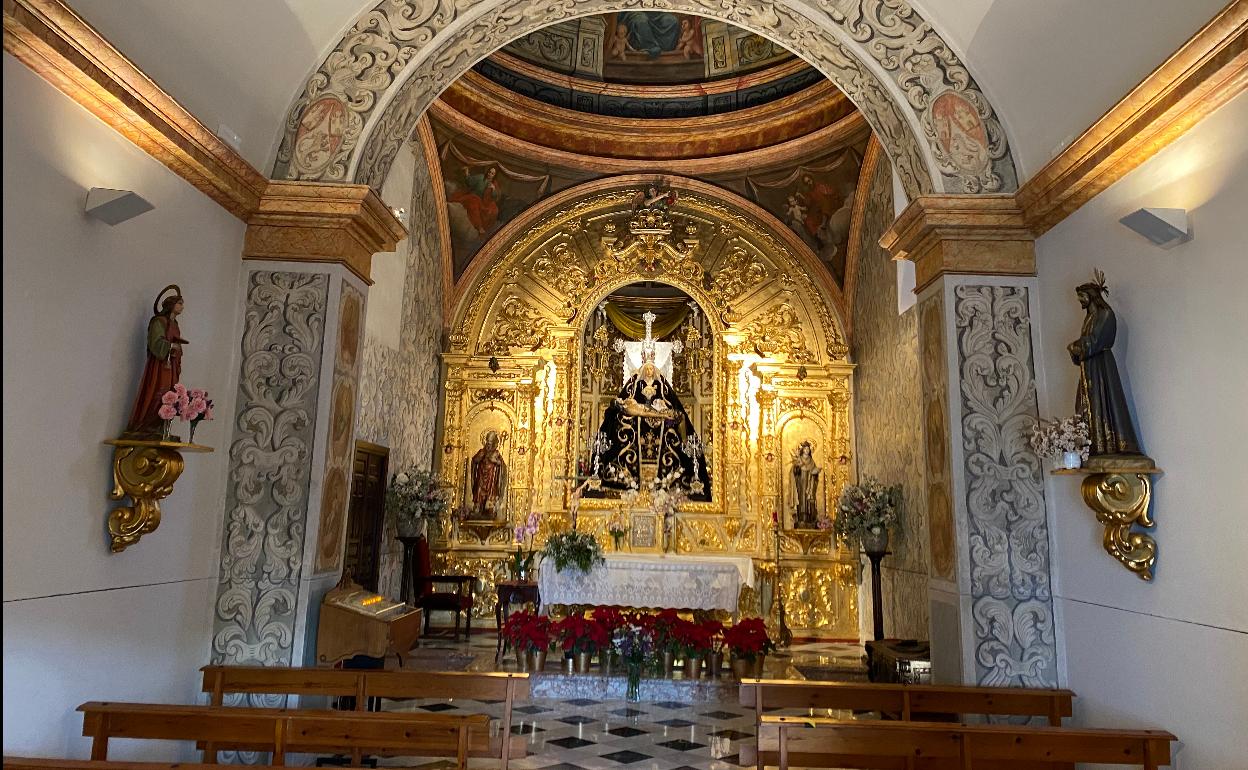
[912,0,1228,177]
[2,56,245,758]
[1035,91,1248,768]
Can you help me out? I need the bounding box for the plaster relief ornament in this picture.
[125,285,189,438]
[1067,270,1155,470]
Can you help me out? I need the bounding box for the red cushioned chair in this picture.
[413,536,475,640]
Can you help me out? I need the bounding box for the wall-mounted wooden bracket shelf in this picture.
[103,438,213,552]
[1053,466,1164,581]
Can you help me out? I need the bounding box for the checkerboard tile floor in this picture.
[376,632,867,770]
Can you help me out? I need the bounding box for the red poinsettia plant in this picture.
[554,613,612,654]
[503,611,552,652]
[591,606,628,639]
[645,608,685,654]
[670,617,717,658]
[722,617,775,662]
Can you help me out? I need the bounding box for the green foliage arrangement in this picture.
[542,530,605,574]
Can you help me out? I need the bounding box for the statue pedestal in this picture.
[102,438,213,553]
[1053,466,1164,580]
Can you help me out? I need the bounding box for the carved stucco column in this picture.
[882,196,1060,689]
[211,183,405,680]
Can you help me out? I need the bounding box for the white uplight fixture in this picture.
[85,187,154,225]
[1118,207,1191,249]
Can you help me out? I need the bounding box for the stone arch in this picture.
[273,0,1018,198]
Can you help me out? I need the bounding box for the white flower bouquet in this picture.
[387,468,448,537]
[1029,415,1091,466]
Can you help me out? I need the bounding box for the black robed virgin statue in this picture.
[587,311,711,501]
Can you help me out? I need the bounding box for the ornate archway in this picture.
[273,0,1018,198]
[434,174,858,636]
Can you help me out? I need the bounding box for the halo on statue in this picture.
[153,284,182,315]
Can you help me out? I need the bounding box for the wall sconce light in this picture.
[84,188,154,225]
[1119,207,1191,249]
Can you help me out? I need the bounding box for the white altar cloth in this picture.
[539,554,755,613]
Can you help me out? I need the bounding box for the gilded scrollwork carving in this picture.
[741,300,816,363]
[105,443,187,552]
[1079,471,1158,580]
[272,0,1019,199]
[711,246,769,303]
[482,295,550,354]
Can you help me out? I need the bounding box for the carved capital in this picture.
[243,181,407,284]
[880,195,1035,292]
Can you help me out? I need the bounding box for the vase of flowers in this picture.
[650,471,688,554]
[607,509,629,552]
[388,469,448,539]
[157,384,213,443]
[510,511,541,580]
[542,530,605,574]
[613,623,653,702]
[833,477,902,554]
[723,618,775,680]
[1029,415,1091,470]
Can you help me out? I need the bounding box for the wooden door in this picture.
[344,441,388,592]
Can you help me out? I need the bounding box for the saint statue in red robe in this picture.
[469,430,508,520]
[125,285,188,438]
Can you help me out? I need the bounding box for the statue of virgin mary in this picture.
[588,352,710,501]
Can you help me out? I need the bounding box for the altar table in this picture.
[538,554,755,613]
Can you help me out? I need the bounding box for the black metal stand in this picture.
[865,550,891,641]
[398,535,420,605]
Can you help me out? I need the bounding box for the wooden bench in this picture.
[78,701,488,768]
[200,665,529,768]
[768,714,1176,769]
[739,678,1075,769]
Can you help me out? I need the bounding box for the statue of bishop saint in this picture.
[587,311,710,500]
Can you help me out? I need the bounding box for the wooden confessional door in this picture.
[343,441,388,592]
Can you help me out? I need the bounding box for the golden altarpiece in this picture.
[433,181,859,636]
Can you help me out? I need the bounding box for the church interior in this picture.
[3,1,1246,768]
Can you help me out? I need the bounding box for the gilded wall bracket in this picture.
[103,438,213,553]
[1056,467,1162,580]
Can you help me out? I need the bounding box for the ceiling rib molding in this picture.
[441,70,850,160]
[2,0,267,220]
[428,98,870,176]
[1018,0,1248,235]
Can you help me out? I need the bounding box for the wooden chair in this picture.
[413,535,475,639]
[78,701,488,769]
[739,678,1075,770]
[200,665,529,769]
[768,714,1176,769]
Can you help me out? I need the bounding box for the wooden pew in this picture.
[739,678,1075,769]
[78,701,488,768]
[769,714,1176,769]
[200,665,529,768]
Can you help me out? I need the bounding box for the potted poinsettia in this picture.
[554,614,611,674]
[671,618,715,679]
[723,617,775,680]
[502,611,551,672]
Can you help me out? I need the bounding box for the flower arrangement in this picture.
[612,622,654,665]
[722,617,775,662]
[387,468,449,538]
[554,614,611,655]
[157,384,213,440]
[502,611,552,652]
[832,477,902,549]
[606,509,629,550]
[542,529,605,574]
[510,511,541,579]
[1029,415,1091,464]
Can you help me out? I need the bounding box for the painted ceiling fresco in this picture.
[431,115,866,288]
[500,13,794,85]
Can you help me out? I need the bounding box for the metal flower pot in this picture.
[682,656,703,679]
[573,651,593,674]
